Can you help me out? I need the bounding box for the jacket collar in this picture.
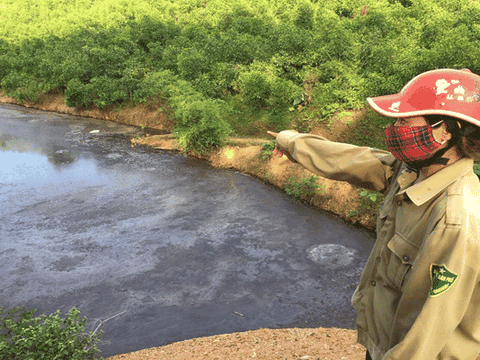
[397,158,474,206]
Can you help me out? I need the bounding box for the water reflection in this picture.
[0,133,78,166]
[47,149,77,165]
[0,151,106,188]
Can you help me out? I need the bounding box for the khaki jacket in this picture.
[276,130,480,360]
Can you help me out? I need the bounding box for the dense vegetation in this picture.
[1,0,480,152]
[0,306,102,359]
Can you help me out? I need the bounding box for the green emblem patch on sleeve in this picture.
[430,264,459,297]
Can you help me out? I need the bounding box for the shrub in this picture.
[260,140,276,159]
[284,175,323,202]
[238,66,301,109]
[0,40,13,83]
[174,98,232,153]
[132,70,179,103]
[1,71,45,103]
[311,62,365,121]
[204,30,265,65]
[177,47,212,81]
[64,78,95,109]
[0,306,102,360]
[238,69,271,107]
[217,7,267,36]
[129,17,180,51]
[294,2,315,30]
[268,23,313,56]
[202,62,241,98]
[89,76,129,109]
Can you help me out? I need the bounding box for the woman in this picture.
[268,69,480,360]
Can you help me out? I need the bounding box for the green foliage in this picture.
[311,61,366,121]
[284,175,324,202]
[177,48,212,81]
[294,2,315,30]
[3,0,480,151]
[1,71,45,103]
[344,109,392,149]
[238,64,301,109]
[474,163,480,178]
[174,98,232,153]
[134,70,181,101]
[348,189,384,218]
[64,78,94,108]
[260,140,276,159]
[359,189,383,204]
[0,306,102,360]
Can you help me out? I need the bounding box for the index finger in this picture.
[267,131,278,138]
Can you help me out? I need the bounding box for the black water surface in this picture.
[0,104,374,357]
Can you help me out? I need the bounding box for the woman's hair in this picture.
[460,129,480,161]
[424,114,480,161]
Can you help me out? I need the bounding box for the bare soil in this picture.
[106,328,365,360]
[1,94,373,360]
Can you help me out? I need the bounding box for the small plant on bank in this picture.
[284,175,324,203]
[348,190,384,218]
[0,306,102,360]
[260,140,276,160]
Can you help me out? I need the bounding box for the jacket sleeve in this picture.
[276,130,395,192]
[384,209,480,360]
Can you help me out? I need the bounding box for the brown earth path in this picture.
[105,327,365,360]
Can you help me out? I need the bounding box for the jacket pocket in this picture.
[386,233,419,289]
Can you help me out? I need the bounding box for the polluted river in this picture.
[0,103,375,357]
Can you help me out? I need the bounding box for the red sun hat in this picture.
[367,68,480,127]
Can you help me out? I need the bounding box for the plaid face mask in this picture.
[384,121,444,164]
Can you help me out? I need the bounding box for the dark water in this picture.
[0,103,375,357]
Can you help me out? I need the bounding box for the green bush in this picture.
[174,98,232,153]
[311,63,365,121]
[294,2,315,30]
[177,47,212,81]
[260,140,276,159]
[134,70,179,100]
[213,31,265,65]
[65,78,95,109]
[238,69,271,107]
[284,175,323,202]
[4,0,480,149]
[0,306,102,360]
[238,65,301,109]
[129,17,180,51]
[1,71,45,103]
[89,76,129,109]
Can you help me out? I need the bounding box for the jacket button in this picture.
[371,281,376,286]
[397,201,402,206]
[403,255,410,262]
[377,256,381,262]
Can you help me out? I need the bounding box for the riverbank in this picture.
[106,327,365,360]
[0,92,377,230]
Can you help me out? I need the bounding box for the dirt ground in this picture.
[0,95,374,360]
[105,327,366,360]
